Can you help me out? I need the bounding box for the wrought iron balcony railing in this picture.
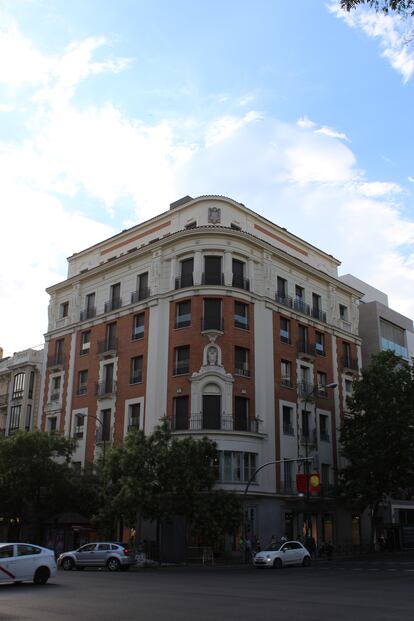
[131,288,151,304]
[104,297,122,313]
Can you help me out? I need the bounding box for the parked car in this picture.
[58,542,134,572]
[253,541,311,568]
[0,542,57,585]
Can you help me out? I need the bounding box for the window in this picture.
[25,404,32,431]
[283,459,293,489]
[80,331,91,355]
[319,415,329,441]
[235,347,249,376]
[132,272,150,303]
[77,370,88,395]
[176,300,191,328]
[60,301,69,318]
[177,258,194,288]
[339,304,348,321]
[342,341,351,367]
[50,376,61,401]
[12,373,24,399]
[174,346,190,375]
[16,544,41,556]
[231,222,241,231]
[103,363,114,394]
[98,409,111,442]
[295,285,304,300]
[281,360,292,388]
[132,313,145,339]
[74,414,85,438]
[106,282,121,312]
[47,416,57,433]
[317,371,327,396]
[55,338,64,365]
[82,293,96,320]
[277,277,287,299]
[234,301,249,329]
[315,331,325,356]
[130,356,143,384]
[217,451,257,483]
[173,396,189,430]
[234,396,249,431]
[203,298,222,331]
[203,256,223,285]
[280,317,291,344]
[312,293,321,315]
[321,463,330,488]
[301,410,310,438]
[282,406,294,435]
[0,545,14,558]
[28,371,35,399]
[298,325,308,351]
[345,379,353,395]
[185,221,196,229]
[9,405,21,432]
[128,403,141,430]
[232,259,248,290]
[102,322,117,351]
[380,319,408,358]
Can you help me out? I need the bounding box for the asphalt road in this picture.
[1,559,414,621]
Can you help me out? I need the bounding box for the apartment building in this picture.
[0,347,44,436]
[42,195,363,549]
[340,274,414,549]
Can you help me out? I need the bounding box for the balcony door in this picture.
[202,394,221,430]
[204,256,222,285]
[104,363,114,393]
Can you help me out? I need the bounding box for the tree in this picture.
[0,431,100,542]
[338,350,414,548]
[340,1,414,16]
[104,421,242,555]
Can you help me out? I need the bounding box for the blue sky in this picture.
[1,0,414,355]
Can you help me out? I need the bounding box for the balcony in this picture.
[169,413,262,433]
[311,307,327,323]
[77,384,87,396]
[275,294,327,324]
[201,317,224,332]
[232,275,250,291]
[131,288,151,304]
[315,344,326,357]
[173,361,190,376]
[175,274,194,289]
[300,429,317,446]
[96,428,111,444]
[281,377,293,389]
[80,307,96,321]
[97,337,117,355]
[128,419,140,432]
[235,365,250,377]
[342,357,359,372]
[297,341,316,359]
[283,423,295,435]
[104,297,122,313]
[95,381,117,398]
[298,381,315,398]
[47,354,64,368]
[201,272,224,286]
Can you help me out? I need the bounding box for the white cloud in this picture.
[329,3,414,82]
[408,176,414,183]
[1,12,414,356]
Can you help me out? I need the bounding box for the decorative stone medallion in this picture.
[208,207,221,224]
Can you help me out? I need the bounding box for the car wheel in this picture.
[302,555,311,567]
[273,558,283,569]
[62,557,74,571]
[107,557,121,572]
[33,567,50,585]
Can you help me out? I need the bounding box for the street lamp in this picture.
[301,381,337,540]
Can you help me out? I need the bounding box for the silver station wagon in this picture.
[58,542,134,571]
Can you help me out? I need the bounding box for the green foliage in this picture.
[339,350,414,514]
[104,421,242,541]
[340,0,414,16]
[0,431,100,540]
[191,490,243,546]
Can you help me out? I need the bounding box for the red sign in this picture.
[296,473,320,494]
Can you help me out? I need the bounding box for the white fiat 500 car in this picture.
[0,543,57,585]
[253,541,311,569]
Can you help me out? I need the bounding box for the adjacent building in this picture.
[41,195,364,551]
[0,347,44,436]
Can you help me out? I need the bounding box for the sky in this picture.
[1,0,414,356]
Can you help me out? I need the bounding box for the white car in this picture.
[0,543,57,585]
[253,541,311,568]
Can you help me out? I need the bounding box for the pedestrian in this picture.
[254,535,261,553]
[269,534,277,549]
[305,534,317,559]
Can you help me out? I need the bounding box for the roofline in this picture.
[67,195,341,265]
